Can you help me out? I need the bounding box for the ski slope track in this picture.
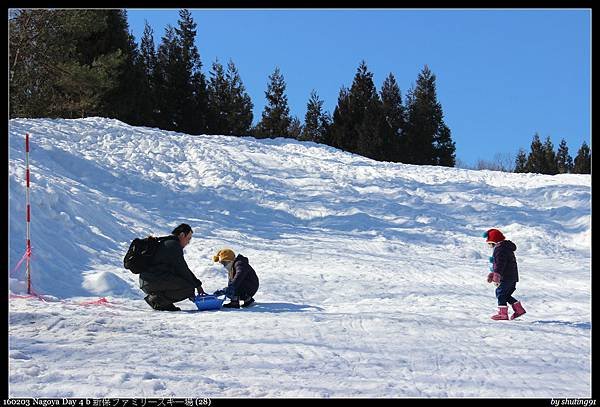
[8,117,591,398]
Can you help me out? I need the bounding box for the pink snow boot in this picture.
[491,305,509,320]
[510,301,526,319]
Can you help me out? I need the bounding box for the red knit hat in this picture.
[484,228,505,244]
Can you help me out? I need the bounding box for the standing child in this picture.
[212,248,259,308]
[483,228,527,320]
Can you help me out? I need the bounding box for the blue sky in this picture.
[125,9,590,167]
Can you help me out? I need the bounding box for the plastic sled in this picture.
[193,294,224,311]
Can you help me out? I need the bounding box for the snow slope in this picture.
[8,117,591,398]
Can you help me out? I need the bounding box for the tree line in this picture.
[513,134,590,175]
[11,9,589,173]
[9,9,457,167]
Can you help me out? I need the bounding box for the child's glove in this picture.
[487,272,501,284]
[213,289,225,296]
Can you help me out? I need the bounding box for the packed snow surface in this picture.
[8,118,591,398]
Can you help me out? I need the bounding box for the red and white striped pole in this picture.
[25,133,32,294]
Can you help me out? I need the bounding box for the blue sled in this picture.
[193,294,224,311]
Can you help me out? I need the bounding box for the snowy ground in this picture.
[8,118,591,398]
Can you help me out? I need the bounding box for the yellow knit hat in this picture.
[212,248,235,263]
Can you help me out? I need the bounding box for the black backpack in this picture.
[123,235,170,274]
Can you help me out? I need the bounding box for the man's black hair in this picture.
[172,223,193,236]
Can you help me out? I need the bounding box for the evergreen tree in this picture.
[572,141,591,174]
[153,10,207,133]
[404,65,455,166]
[434,123,456,167]
[380,73,406,162]
[329,87,352,150]
[174,9,207,134]
[525,133,545,173]
[514,148,528,173]
[225,60,253,135]
[555,138,573,174]
[256,67,292,138]
[330,61,385,160]
[9,9,127,118]
[207,59,229,135]
[154,26,181,131]
[206,58,253,136]
[542,136,558,175]
[100,10,150,125]
[135,21,158,126]
[352,61,385,160]
[140,22,157,80]
[288,116,303,140]
[301,90,330,143]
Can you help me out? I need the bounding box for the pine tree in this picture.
[434,123,456,167]
[154,25,181,131]
[138,21,158,126]
[329,87,352,150]
[380,73,406,162]
[330,61,384,160]
[514,148,528,173]
[288,116,303,140]
[525,133,545,173]
[301,90,330,143]
[542,136,558,175]
[404,65,455,166]
[256,67,292,138]
[207,59,230,135]
[572,141,591,174]
[9,9,127,118]
[100,10,150,125]
[174,9,207,134]
[555,139,573,174]
[225,60,253,135]
[352,61,385,160]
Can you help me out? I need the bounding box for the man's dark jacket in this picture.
[493,240,519,283]
[139,235,202,292]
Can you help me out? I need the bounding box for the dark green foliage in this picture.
[573,141,591,174]
[288,116,303,140]
[150,10,209,134]
[255,67,292,138]
[175,9,208,134]
[329,87,352,151]
[525,133,545,173]
[10,9,462,168]
[330,61,386,160]
[380,73,406,162]
[542,136,558,175]
[329,62,455,165]
[517,134,588,175]
[207,59,229,135]
[206,59,254,136]
[153,10,208,134]
[301,90,330,143]
[403,65,455,166]
[225,61,254,135]
[137,21,159,127]
[101,12,151,125]
[433,123,456,167]
[9,9,131,119]
[514,148,528,173]
[154,25,181,131]
[555,139,573,174]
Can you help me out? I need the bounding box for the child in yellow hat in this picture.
[213,248,259,308]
